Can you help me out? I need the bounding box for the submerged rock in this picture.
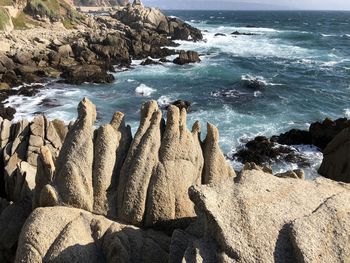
[233,136,310,167]
[231,31,257,36]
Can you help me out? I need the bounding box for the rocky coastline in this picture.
[0,98,348,262]
[0,1,350,262]
[0,0,202,120]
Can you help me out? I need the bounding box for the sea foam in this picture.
[135,84,156,96]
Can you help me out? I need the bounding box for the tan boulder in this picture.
[0,119,11,148]
[92,112,132,218]
[33,146,55,209]
[93,124,120,217]
[186,169,350,262]
[40,98,96,211]
[13,161,36,202]
[202,123,235,184]
[15,206,170,263]
[145,106,203,228]
[275,169,305,180]
[117,100,162,226]
[290,191,350,263]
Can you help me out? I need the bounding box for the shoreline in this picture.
[1,3,350,262]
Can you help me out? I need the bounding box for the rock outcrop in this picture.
[39,98,96,211]
[15,206,170,263]
[0,3,203,115]
[173,51,201,65]
[0,115,66,202]
[0,97,234,262]
[202,123,235,184]
[290,192,350,263]
[144,106,204,228]
[318,127,350,183]
[176,165,350,262]
[93,112,132,218]
[274,117,350,151]
[28,98,234,229]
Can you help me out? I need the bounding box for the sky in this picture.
[142,0,350,10]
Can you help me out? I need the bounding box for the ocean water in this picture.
[6,11,350,177]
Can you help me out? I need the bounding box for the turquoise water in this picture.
[7,11,350,175]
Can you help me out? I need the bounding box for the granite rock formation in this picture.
[318,127,350,183]
[33,99,234,229]
[174,165,350,262]
[0,100,350,263]
[15,206,170,263]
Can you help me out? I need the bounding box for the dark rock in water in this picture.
[273,118,350,151]
[309,118,350,150]
[231,31,257,36]
[173,51,201,65]
[272,129,312,146]
[61,65,115,85]
[150,48,177,59]
[39,98,62,108]
[2,70,21,87]
[17,84,44,97]
[140,58,162,66]
[242,78,266,90]
[159,58,171,63]
[214,33,226,37]
[0,106,16,120]
[245,25,257,28]
[170,100,191,112]
[232,136,310,167]
[172,27,191,40]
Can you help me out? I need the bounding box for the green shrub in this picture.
[24,0,85,28]
[25,0,61,21]
[12,11,39,29]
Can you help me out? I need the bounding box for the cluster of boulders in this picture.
[0,2,202,119]
[0,98,234,262]
[0,114,67,262]
[233,117,350,169]
[0,98,349,262]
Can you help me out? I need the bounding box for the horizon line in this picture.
[158,8,350,12]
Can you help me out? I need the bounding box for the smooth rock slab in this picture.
[291,192,350,263]
[15,206,170,263]
[188,168,350,262]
